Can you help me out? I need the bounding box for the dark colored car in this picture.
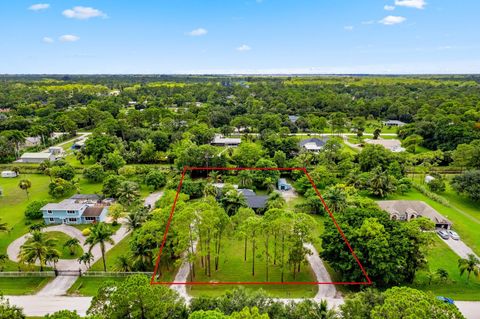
[437,296,455,305]
[437,229,450,240]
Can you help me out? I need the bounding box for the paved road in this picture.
[304,243,337,299]
[439,235,479,260]
[41,132,92,153]
[6,296,92,317]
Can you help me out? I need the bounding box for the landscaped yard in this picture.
[0,277,52,295]
[0,174,103,270]
[68,276,128,296]
[89,235,131,271]
[412,236,480,301]
[24,231,83,260]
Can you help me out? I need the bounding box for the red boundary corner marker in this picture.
[151,166,372,286]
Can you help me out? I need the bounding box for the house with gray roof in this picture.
[41,194,108,225]
[377,200,452,229]
[383,120,406,127]
[299,137,329,153]
[211,134,242,147]
[239,189,268,210]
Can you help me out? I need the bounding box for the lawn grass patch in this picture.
[187,237,318,298]
[24,231,83,260]
[0,277,52,295]
[68,276,127,296]
[411,236,480,301]
[0,174,102,270]
[89,235,131,271]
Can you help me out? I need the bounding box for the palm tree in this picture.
[4,130,25,158]
[78,252,94,268]
[238,171,253,188]
[18,179,32,199]
[458,254,480,281]
[0,253,7,271]
[114,254,132,272]
[0,219,9,233]
[266,192,286,210]
[323,186,347,213]
[18,231,58,271]
[63,238,80,256]
[85,223,114,272]
[221,189,247,216]
[117,181,140,207]
[436,268,449,282]
[203,183,217,198]
[126,207,149,231]
[369,166,395,198]
[46,249,60,270]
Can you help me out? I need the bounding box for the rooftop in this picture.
[212,134,241,145]
[20,152,53,159]
[41,199,87,212]
[377,200,452,226]
[82,206,104,217]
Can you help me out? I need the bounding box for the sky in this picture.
[0,0,479,74]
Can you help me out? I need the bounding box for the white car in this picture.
[448,230,460,240]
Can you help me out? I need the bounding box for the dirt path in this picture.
[304,243,338,299]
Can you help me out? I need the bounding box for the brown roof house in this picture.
[377,200,452,229]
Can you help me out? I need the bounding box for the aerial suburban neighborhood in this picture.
[0,1,479,319]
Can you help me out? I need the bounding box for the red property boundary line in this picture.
[150,166,372,286]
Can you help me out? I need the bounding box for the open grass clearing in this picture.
[24,231,83,260]
[411,236,480,301]
[0,277,52,295]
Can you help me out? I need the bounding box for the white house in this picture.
[1,171,18,178]
[211,134,242,147]
[383,120,406,127]
[17,152,56,163]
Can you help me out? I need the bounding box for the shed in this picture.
[1,171,18,178]
[278,178,292,191]
[17,152,56,163]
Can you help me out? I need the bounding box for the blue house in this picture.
[278,178,292,191]
[41,194,108,225]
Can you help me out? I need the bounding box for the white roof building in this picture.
[17,152,56,163]
[364,139,406,153]
[211,134,242,147]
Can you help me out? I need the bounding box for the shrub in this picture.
[24,200,49,219]
[82,228,91,236]
[83,164,106,183]
[412,183,450,207]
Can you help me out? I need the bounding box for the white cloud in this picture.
[62,6,106,20]
[187,28,208,36]
[361,20,375,25]
[384,5,396,11]
[42,37,54,43]
[344,26,354,31]
[395,0,426,9]
[28,3,50,11]
[379,15,406,25]
[59,34,80,42]
[236,44,251,52]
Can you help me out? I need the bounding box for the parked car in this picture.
[437,296,455,305]
[448,230,460,240]
[437,229,450,240]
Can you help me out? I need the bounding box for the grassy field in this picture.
[187,237,318,298]
[0,277,51,295]
[89,235,131,271]
[412,237,480,301]
[388,188,480,256]
[24,231,83,260]
[0,174,103,270]
[68,276,128,296]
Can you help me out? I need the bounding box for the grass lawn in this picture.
[24,231,83,260]
[0,277,52,295]
[187,237,318,298]
[0,174,103,270]
[68,276,128,296]
[411,236,480,301]
[388,188,480,256]
[89,234,131,271]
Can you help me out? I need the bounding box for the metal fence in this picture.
[0,271,56,277]
[82,271,153,277]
